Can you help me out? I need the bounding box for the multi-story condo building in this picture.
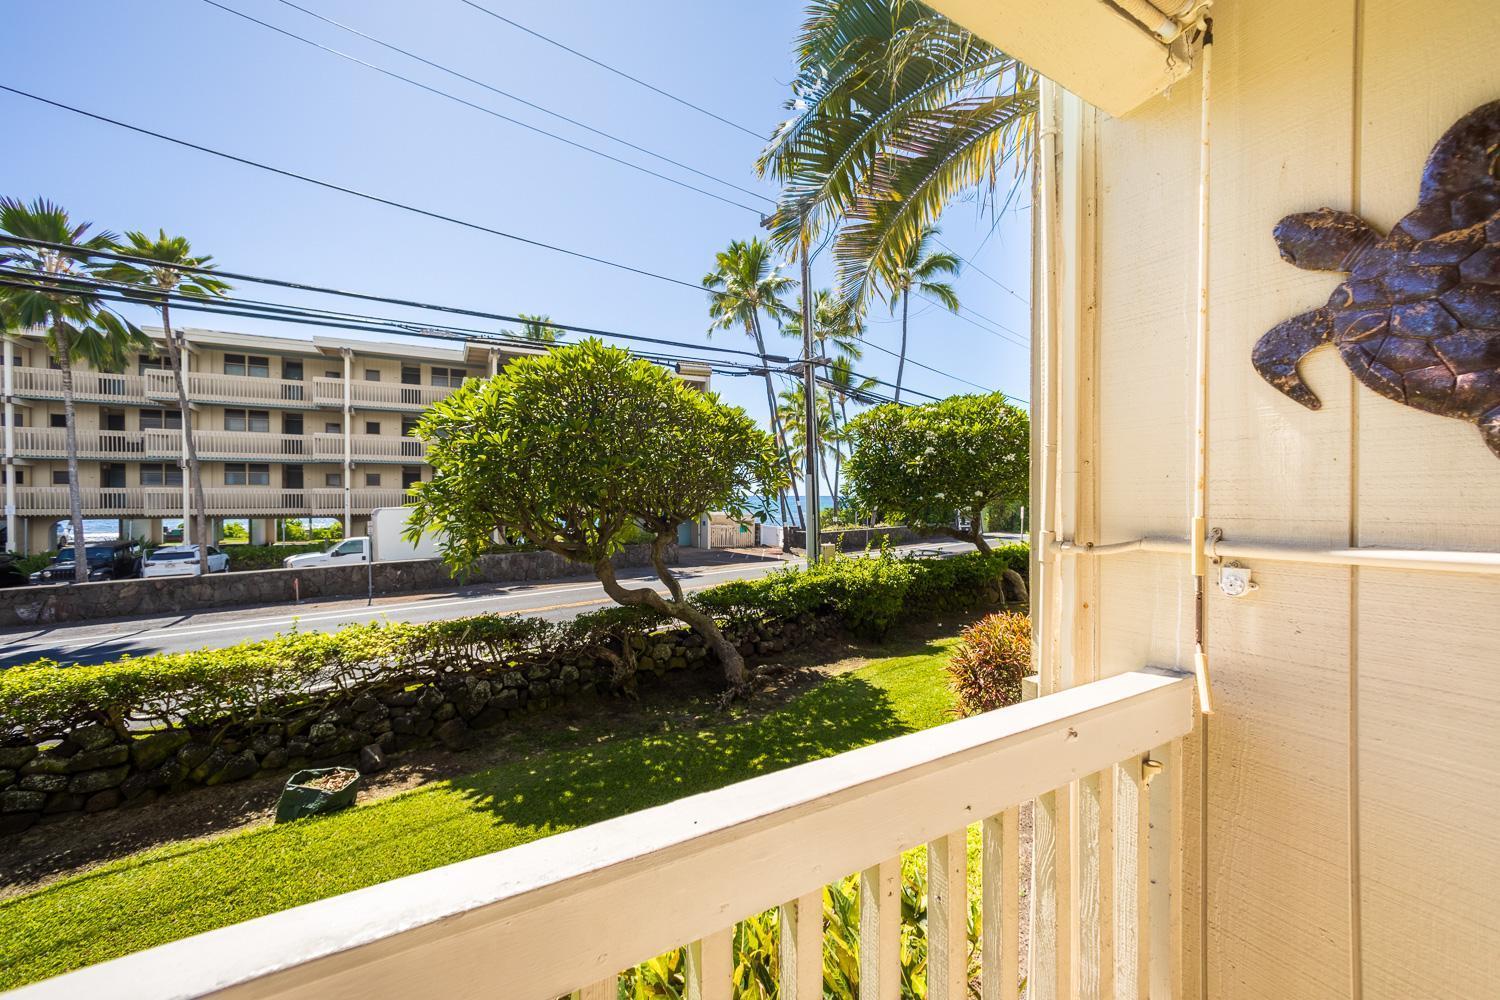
[1,326,711,554]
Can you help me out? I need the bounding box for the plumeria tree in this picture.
[97,231,230,575]
[0,199,147,579]
[845,392,1028,553]
[408,339,785,690]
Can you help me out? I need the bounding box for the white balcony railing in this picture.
[11,427,153,461]
[312,377,459,411]
[144,370,315,408]
[10,671,1193,1000]
[9,367,146,404]
[179,430,316,462]
[313,433,428,463]
[12,487,416,517]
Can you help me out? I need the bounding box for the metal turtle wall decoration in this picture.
[1253,99,1500,457]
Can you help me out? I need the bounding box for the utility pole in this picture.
[800,230,820,566]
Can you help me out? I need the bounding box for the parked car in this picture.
[141,545,231,578]
[29,541,144,584]
[282,507,445,568]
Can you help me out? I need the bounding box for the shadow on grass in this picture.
[444,667,914,832]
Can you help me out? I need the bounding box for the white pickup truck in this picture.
[282,507,445,569]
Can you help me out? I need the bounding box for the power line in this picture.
[0,84,706,293]
[921,293,1029,349]
[859,337,1027,404]
[268,0,775,207]
[934,235,1030,305]
[454,0,766,140]
[0,237,782,363]
[199,0,764,214]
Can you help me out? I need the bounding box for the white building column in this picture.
[342,348,353,537]
[3,337,16,552]
[488,349,499,376]
[178,339,192,545]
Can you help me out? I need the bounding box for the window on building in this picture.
[401,469,421,490]
[225,409,271,433]
[282,360,303,381]
[140,463,183,487]
[364,421,380,435]
[49,413,66,428]
[5,469,23,486]
[52,471,70,485]
[137,355,169,375]
[283,464,304,489]
[325,472,343,488]
[0,411,21,427]
[325,421,341,434]
[400,416,419,437]
[364,472,381,487]
[224,354,270,378]
[225,463,271,486]
[325,370,340,378]
[102,411,126,432]
[364,369,381,382]
[139,408,182,430]
[431,367,469,387]
[400,365,421,385]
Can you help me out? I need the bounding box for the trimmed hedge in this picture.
[0,548,1027,746]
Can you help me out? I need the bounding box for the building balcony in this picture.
[312,377,460,412]
[9,367,147,405]
[312,432,428,463]
[143,370,316,410]
[12,486,417,518]
[13,669,1194,998]
[11,427,156,462]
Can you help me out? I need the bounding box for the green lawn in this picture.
[0,636,961,990]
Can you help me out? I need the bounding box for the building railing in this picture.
[173,430,316,462]
[9,367,146,404]
[312,433,428,462]
[312,377,459,411]
[144,370,315,408]
[9,671,1193,1000]
[11,427,152,461]
[12,486,419,518]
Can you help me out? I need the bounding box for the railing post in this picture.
[928,830,969,1000]
[779,891,822,1000]
[341,349,353,538]
[859,858,900,1000]
[686,927,732,1000]
[982,806,1022,1000]
[3,337,16,553]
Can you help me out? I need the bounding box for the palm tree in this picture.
[825,354,878,510]
[702,238,803,530]
[786,288,866,516]
[880,225,959,402]
[757,0,1036,307]
[776,384,837,522]
[0,198,147,581]
[513,313,563,344]
[96,231,230,575]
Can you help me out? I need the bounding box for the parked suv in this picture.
[141,545,231,577]
[29,541,145,584]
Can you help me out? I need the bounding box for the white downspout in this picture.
[3,337,16,553]
[1190,21,1215,714]
[342,349,353,538]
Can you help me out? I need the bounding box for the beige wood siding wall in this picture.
[1049,1,1500,996]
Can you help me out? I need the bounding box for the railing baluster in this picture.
[859,858,900,1000]
[980,805,1023,1000]
[779,891,822,1000]
[686,927,732,1000]
[573,977,616,1000]
[1078,767,1117,999]
[928,830,969,1000]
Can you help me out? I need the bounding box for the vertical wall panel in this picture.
[1354,4,1500,998]
[1202,0,1357,997]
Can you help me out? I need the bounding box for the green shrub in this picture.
[946,611,1032,716]
[212,543,328,571]
[0,548,1029,744]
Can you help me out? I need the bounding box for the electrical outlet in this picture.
[1218,563,1257,598]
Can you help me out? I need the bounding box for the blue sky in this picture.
[5,0,1031,427]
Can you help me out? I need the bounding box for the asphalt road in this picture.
[0,538,994,668]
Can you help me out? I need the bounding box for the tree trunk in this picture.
[55,330,89,583]
[595,555,747,690]
[895,291,910,404]
[748,315,802,538]
[161,302,211,574]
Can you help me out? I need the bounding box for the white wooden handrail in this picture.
[7,670,1193,1000]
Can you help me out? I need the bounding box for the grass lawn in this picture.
[0,634,962,990]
